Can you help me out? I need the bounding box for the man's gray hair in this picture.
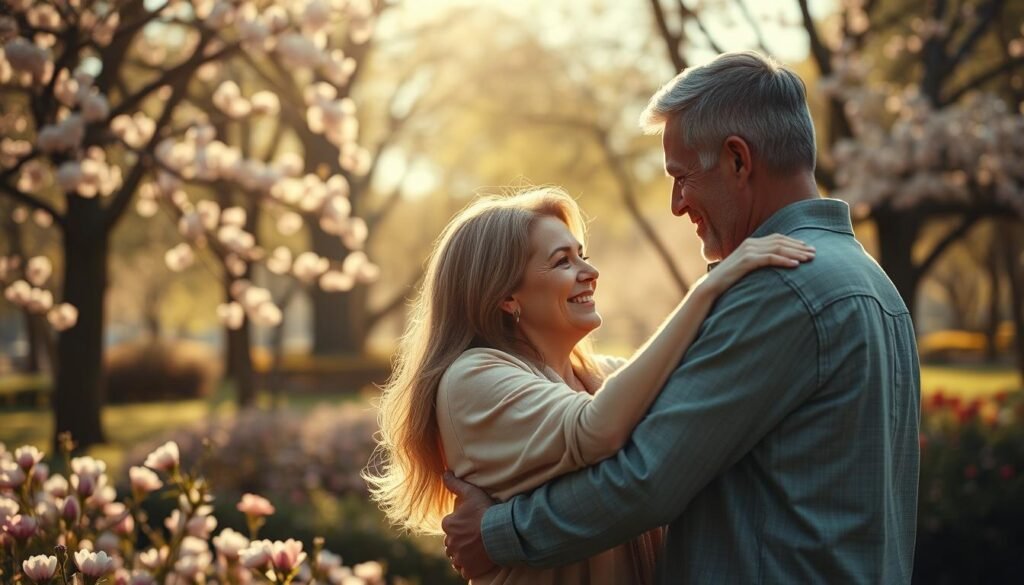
[640,51,816,173]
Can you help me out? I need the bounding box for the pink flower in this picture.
[74,550,115,578]
[237,493,275,517]
[213,528,250,561]
[62,495,81,523]
[143,442,179,472]
[22,554,57,583]
[269,539,306,573]
[5,514,38,539]
[15,445,44,471]
[0,460,26,489]
[239,540,272,569]
[128,466,162,495]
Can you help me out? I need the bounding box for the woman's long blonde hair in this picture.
[365,187,599,533]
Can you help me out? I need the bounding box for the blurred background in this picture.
[1,0,1023,582]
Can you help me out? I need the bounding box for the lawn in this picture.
[1,364,1019,471]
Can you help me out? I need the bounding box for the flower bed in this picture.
[915,388,1024,583]
[0,437,388,584]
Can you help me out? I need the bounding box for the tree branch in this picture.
[735,0,771,55]
[797,0,833,76]
[915,212,981,280]
[942,55,1024,105]
[947,0,1005,73]
[0,182,65,228]
[649,0,688,72]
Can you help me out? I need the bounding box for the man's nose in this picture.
[671,189,687,217]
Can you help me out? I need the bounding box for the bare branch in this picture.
[915,212,981,280]
[735,0,771,55]
[366,269,423,330]
[797,0,833,76]
[0,182,65,228]
[947,0,1006,73]
[649,0,688,72]
[942,55,1024,105]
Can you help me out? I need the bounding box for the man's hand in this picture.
[442,472,497,580]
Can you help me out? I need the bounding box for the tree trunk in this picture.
[874,210,922,318]
[985,237,1002,362]
[224,279,256,407]
[53,197,108,451]
[310,223,368,355]
[1000,222,1024,379]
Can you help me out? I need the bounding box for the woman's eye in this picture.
[556,258,570,267]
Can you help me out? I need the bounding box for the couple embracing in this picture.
[366,51,920,584]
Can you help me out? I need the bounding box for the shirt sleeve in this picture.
[480,270,821,566]
[441,350,627,498]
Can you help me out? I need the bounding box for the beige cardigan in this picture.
[436,347,649,585]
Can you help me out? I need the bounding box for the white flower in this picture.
[164,243,195,272]
[239,539,273,569]
[276,211,304,236]
[143,441,179,472]
[3,37,49,80]
[129,466,163,494]
[22,554,57,582]
[276,33,325,68]
[14,445,43,470]
[213,528,250,561]
[80,92,109,122]
[217,302,245,330]
[293,252,329,283]
[25,257,52,287]
[250,91,280,116]
[47,303,78,331]
[74,549,114,578]
[319,270,354,292]
[0,459,27,488]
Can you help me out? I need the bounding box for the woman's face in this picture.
[511,216,601,348]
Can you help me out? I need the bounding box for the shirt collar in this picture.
[707,198,853,272]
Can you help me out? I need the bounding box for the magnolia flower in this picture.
[217,302,245,330]
[319,270,355,292]
[3,37,49,80]
[14,445,43,470]
[143,441,179,472]
[80,92,109,123]
[239,539,273,569]
[31,461,49,483]
[5,514,38,539]
[315,549,342,571]
[95,531,120,553]
[44,474,69,498]
[129,466,163,495]
[0,460,26,489]
[138,547,168,571]
[74,550,114,578]
[47,303,78,331]
[250,91,280,116]
[70,456,106,497]
[276,211,304,236]
[269,539,306,573]
[354,560,384,583]
[213,528,250,561]
[276,33,325,68]
[22,554,57,583]
[251,302,283,327]
[4,280,32,306]
[61,495,80,523]
[186,512,217,538]
[237,493,275,517]
[174,549,213,578]
[293,252,329,283]
[24,257,52,287]
[36,114,84,153]
[0,496,19,523]
[164,243,195,272]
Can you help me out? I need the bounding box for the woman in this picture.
[366,187,814,584]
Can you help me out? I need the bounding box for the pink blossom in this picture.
[128,466,162,495]
[269,539,306,573]
[239,540,272,569]
[74,549,115,578]
[0,496,18,524]
[62,495,81,523]
[354,560,384,582]
[47,303,78,331]
[22,554,57,583]
[213,528,249,561]
[143,441,179,472]
[0,460,26,488]
[14,445,43,471]
[44,474,68,497]
[25,258,52,287]
[237,493,275,517]
[5,514,38,539]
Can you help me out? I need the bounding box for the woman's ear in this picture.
[499,296,518,316]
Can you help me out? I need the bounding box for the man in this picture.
[442,51,920,583]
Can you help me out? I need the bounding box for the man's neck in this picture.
[746,171,820,238]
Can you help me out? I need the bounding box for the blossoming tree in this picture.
[0,0,384,448]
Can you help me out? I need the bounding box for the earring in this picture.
[513,308,521,324]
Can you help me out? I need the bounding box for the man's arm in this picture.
[470,269,820,567]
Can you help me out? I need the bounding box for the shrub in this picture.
[0,437,389,584]
[915,388,1024,583]
[104,341,220,404]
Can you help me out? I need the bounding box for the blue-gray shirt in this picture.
[481,199,920,583]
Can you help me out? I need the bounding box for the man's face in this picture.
[663,122,742,262]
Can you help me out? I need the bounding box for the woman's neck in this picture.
[521,329,580,388]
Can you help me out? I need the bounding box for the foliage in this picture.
[0,436,389,584]
[104,340,220,404]
[915,387,1024,583]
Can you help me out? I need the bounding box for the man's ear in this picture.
[723,136,752,182]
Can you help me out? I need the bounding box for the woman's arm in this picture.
[575,234,814,461]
